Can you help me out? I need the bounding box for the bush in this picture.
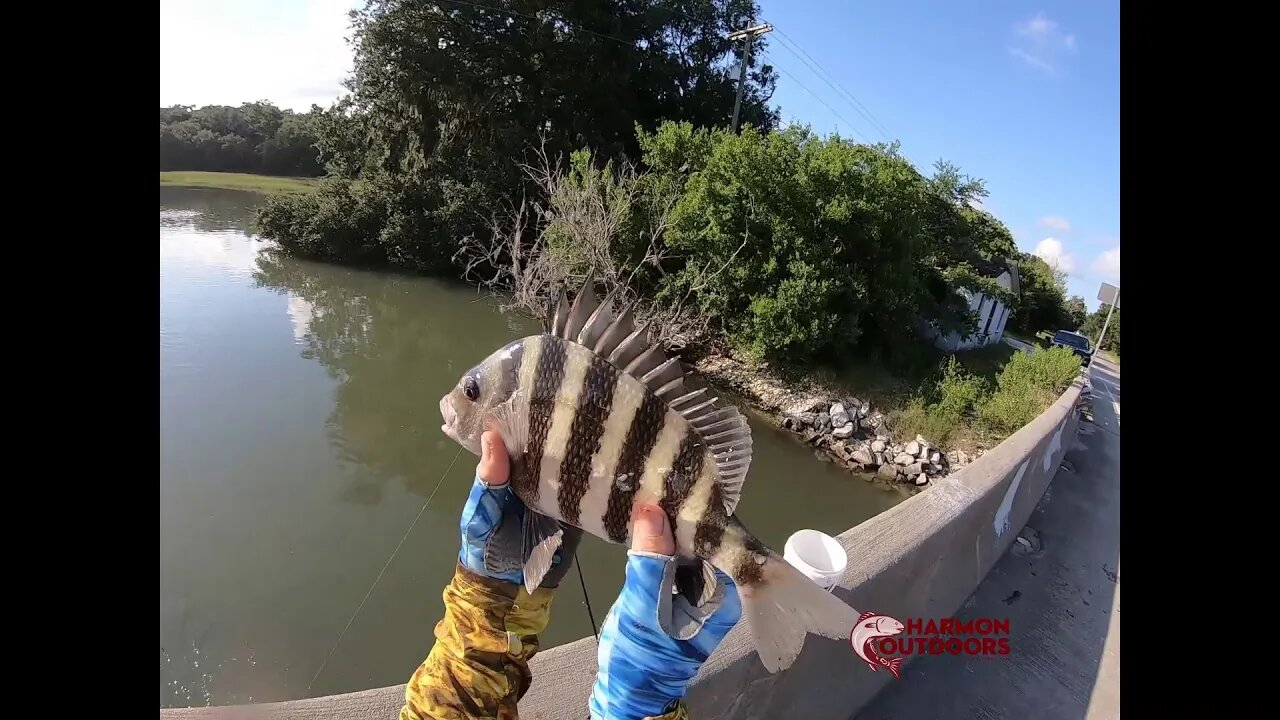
[256,171,494,273]
[978,347,1080,433]
[256,178,386,264]
[639,122,1001,365]
[888,356,987,446]
[889,399,948,447]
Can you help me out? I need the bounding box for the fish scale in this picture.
[439,278,863,673]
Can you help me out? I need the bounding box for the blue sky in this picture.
[160,0,1118,308]
[756,1,1119,309]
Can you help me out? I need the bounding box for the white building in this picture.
[922,261,1020,352]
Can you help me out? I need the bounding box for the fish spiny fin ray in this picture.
[623,344,666,379]
[562,272,599,342]
[609,323,655,369]
[548,291,571,336]
[670,389,710,408]
[578,290,617,350]
[654,376,685,401]
[593,303,637,357]
[639,356,683,394]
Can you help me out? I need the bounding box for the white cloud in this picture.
[1010,14,1077,75]
[1091,246,1120,282]
[1038,215,1071,232]
[1033,238,1077,275]
[160,0,359,111]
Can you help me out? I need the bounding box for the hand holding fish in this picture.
[589,504,742,720]
[459,429,584,589]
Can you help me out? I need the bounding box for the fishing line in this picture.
[307,446,464,693]
[575,553,599,641]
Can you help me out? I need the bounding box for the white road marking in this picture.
[1092,365,1120,427]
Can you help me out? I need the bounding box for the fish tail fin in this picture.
[739,551,860,673]
[886,655,904,679]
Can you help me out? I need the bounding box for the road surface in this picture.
[856,357,1120,720]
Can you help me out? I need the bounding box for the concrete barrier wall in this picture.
[163,379,1085,720]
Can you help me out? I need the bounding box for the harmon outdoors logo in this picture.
[850,611,1012,679]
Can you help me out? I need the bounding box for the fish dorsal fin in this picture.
[554,285,753,516]
[609,323,655,369]
[700,400,752,515]
[578,290,617,349]
[593,303,637,357]
[672,389,752,515]
[857,611,877,624]
[562,272,599,342]
[547,290,571,336]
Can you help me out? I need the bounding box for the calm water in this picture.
[158,186,905,708]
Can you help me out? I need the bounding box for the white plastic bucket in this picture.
[783,529,847,590]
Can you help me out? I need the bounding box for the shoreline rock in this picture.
[693,351,984,493]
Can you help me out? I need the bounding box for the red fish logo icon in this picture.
[850,611,905,679]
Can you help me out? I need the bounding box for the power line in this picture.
[762,51,868,142]
[771,26,896,142]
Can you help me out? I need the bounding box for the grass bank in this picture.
[811,342,1081,454]
[160,171,320,195]
[698,340,1080,459]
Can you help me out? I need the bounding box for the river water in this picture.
[158,186,905,708]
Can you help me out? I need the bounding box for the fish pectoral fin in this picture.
[489,393,530,462]
[521,509,564,593]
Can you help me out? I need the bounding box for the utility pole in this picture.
[728,22,772,133]
[1095,288,1119,351]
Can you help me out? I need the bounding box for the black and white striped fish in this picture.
[439,281,859,672]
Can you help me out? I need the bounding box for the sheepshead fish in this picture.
[439,280,859,672]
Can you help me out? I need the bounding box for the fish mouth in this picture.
[439,396,460,443]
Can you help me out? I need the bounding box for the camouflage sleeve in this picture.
[400,562,556,720]
[644,704,691,719]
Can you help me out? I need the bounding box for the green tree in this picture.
[1081,303,1120,355]
[1009,252,1070,335]
[1065,295,1087,329]
[159,102,326,176]
[257,0,780,271]
[260,113,323,176]
[638,123,928,361]
[629,122,1011,366]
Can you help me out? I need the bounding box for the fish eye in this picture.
[463,375,480,402]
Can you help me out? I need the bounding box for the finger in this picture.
[477,430,510,487]
[629,504,674,555]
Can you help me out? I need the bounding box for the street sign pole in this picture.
[1094,283,1119,351]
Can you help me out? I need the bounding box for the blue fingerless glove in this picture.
[458,475,525,584]
[589,551,742,720]
[458,475,583,589]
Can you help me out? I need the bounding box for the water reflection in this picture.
[252,249,534,506]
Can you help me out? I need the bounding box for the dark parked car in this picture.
[1049,330,1094,366]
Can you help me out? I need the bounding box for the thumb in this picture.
[630,504,674,555]
[477,430,510,487]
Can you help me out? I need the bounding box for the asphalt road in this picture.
[855,357,1120,720]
